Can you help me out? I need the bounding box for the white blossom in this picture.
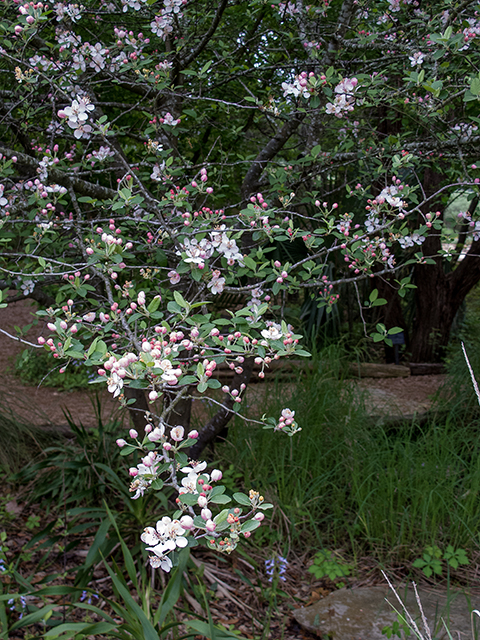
[261,323,283,341]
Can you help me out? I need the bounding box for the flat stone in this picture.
[294,585,480,639]
[349,363,411,378]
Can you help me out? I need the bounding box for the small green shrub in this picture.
[308,549,353,585]
[14,347,92,390]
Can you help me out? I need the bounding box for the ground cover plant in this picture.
[2,0,480,636]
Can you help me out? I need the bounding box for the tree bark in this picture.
[124,388,151,439]
[409,171,480,361]
[188,357,255,458]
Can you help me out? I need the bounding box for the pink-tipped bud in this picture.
[129,429,138,439]
[116,438,127,448]
[211,469,222,482]
[197,495,208,508]
[180,515,194,530]
[205,519,216,532]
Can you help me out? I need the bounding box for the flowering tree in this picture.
[1,0,480,568]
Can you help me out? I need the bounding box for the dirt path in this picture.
[0,298,126,429]
[0,299,446,429]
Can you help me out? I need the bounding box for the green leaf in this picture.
[85,518,111,569]
[173,290,188,309]
[179,493,199,506]
[101,557,160,640]
[243,255,257,271]
[186,619,247,640]
[154,548,190,628]
[44,621,116,638]
[210,494,231,504]
[241,519,260,533]
[233,492,251,506]
[9,605,57,632]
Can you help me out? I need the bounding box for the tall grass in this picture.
[217,345,480,562]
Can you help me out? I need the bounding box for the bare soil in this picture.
[0,298,127,429]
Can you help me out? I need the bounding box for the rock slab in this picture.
[294,585,480,639]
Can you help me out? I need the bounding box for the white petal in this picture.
[176,536,188,548]
[141,527,160,545]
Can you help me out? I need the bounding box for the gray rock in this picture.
[294,585,480,639]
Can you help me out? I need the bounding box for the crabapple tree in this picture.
[1,0,480,566]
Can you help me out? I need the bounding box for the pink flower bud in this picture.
[205,519,216,532]
[148,427,164,442]
[211,469,222,482]
[197,495,208,508]
[129,429,138,439]
[201,508,212,521]
[188,430,199,438]
[180,515,194,530]
[116,438,127,448]
[254,512,265,521]
[149,390,158,401]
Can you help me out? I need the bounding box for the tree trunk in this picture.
[409,173,480,361]
[372,274,408,363]
[124,388,150,439]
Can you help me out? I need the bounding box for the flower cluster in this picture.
[54,3,84,23]
[57,95,95,139]
[282,71,316,99]
[265,555,288,582]
[114,425,272,571]
[151,0,187,40]
[409,51,424,66]
[457,210,480,241]
[325,77,358,117]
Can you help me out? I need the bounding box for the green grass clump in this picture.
[216,345,480,564]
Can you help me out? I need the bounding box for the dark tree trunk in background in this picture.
[409,170,480,362]
[124,387,150,438]
[409,239,480,362]
[373,274,409,363]
[373,169,480,363]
